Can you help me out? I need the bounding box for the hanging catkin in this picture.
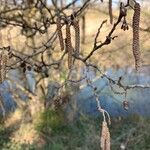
[132,2,141,71]
[101,121,110,150]
[72,19,80,55]
[109,0,113,24]
[56,17,64,51]
[2,53,7,81]
[66,23,73,69]
[0,52,8,83]
[0,53,2,83]
[8,47,13,58]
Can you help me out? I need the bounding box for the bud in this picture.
[123,100,129,111]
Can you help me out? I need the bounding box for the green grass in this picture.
[0,109,150,150]
[35,109,150,150]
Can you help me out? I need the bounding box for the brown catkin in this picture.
[101,121,110,150]
[66,24,73,69]
[73,19,80,55]
[8,47,13,58]
[56,17,64,51]
[2,54,8,81]
[132,2,141,71]
[0,53,2,83]
[0,52,8,83]
[0,94,5,117]
[109,0,113,24]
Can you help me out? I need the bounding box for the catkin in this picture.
[101,121,110,150]
[132,2,141,70]
[0,52,8,83]
[2,54,8,80]
[109,0,113,24]
[56,17,64,51]
[0,53,2,83]
[0,98,5,117]
[72,19,80,55]
[8,47,13,58]
[66,24,73,69]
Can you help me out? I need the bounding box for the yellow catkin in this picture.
[101,121,110,150]
[109,0,113,24]
[132,2,141,71]
[57,17,64,51]
[66,24,73,69]
[73,19,80,55]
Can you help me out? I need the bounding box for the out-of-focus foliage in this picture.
[36,109,66,134]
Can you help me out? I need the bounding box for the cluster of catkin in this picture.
[101,121,110,150]
[0,51,8,83]
[132,2,141,71]
[56,16,80,69]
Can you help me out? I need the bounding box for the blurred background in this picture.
[0,0,150,149]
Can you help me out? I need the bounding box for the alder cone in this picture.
[54,96,61,109]
[54,93,69,109]
[123,100,129,111]
[73,19,80,55]
[56,17,64,51]
[101,121,110,150]
[132,2,141,71]
[66,24,73,69]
